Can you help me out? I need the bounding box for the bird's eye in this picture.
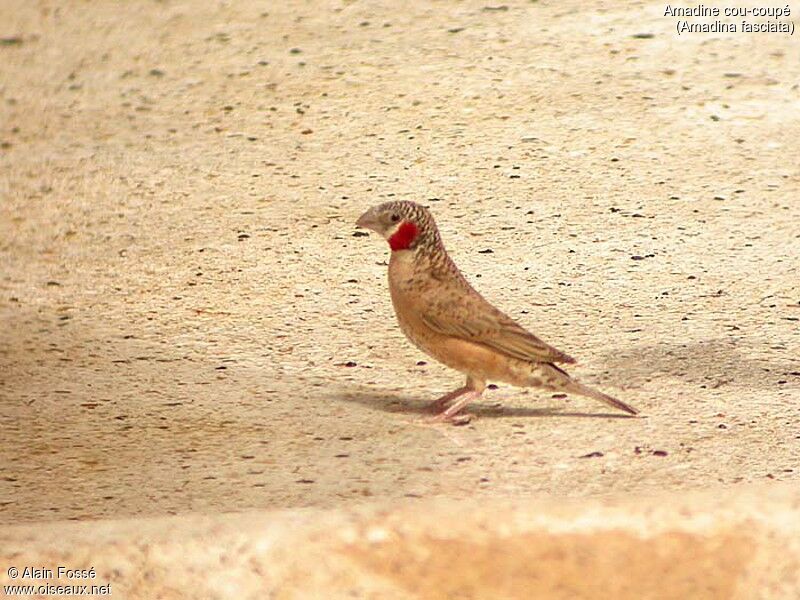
[390,214,400,223]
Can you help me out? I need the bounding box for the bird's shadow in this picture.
[334,389,638,420]
[595,337,798,389]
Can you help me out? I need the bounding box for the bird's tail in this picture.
[565,380,639,415]
[531,363,639,415]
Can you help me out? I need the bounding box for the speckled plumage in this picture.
[356,200,638,422]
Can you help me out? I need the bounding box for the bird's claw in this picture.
[425,413,472,426]
[450,414,472,426]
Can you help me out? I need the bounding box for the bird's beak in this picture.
[355,208,379,232]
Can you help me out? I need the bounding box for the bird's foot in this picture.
[427,390,482,424]
[427,412,472,426]
[410,413,472,428]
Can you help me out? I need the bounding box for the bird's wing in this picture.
[421,297,576,364]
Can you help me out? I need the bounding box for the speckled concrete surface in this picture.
[3,486,800,599]
[1,0,799,525]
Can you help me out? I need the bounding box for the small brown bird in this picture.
[355,201,638,423]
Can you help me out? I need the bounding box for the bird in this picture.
[355,200,638,423]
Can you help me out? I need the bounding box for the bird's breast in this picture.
[387,252,438,351]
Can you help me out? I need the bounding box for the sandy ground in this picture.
[1,0,798,525]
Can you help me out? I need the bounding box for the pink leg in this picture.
[428,390,482,424]
[430,386,469,411]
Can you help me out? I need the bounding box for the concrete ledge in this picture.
[3,485,800,599]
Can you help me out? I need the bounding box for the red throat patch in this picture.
[388,220,419,251]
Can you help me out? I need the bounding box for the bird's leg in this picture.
[428,377,485,424]
[430,386,469,411]
[429,390,482,423]
[429,376,484,413]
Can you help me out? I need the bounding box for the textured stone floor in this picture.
[3,486,800,599]
[1,0,799,525]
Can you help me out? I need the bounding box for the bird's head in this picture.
[355,201,439,252]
